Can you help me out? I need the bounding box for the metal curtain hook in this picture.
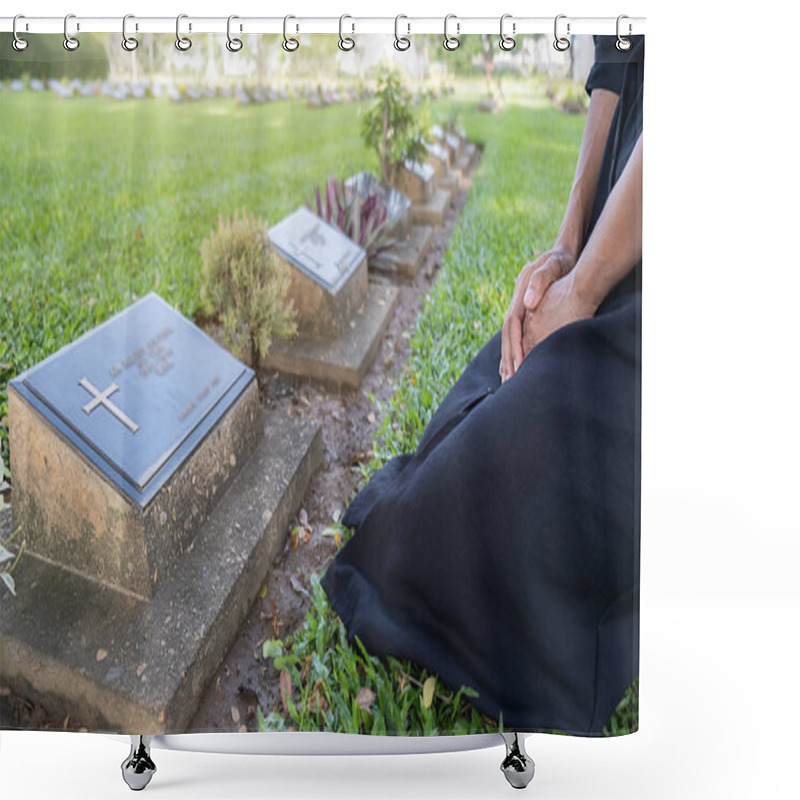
[63,14,80,51]
[226,15,243,52]
[283,15,299,52]
[12,14,29,51]
[443,13,460,51]
[553,14,570,51]
[338,14,355,51]
[499,14,516,51]
[121,14,138,51]
[616,14,632,51]
[176,14,192,51]
[394,14,410,51]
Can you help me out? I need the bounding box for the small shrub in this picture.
[361,66,429,188]
[307,174,394,263]
[200,211,296,368]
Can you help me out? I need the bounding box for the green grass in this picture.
[0,86,638,735]
[263,98,639,736]
[0,92,378,478]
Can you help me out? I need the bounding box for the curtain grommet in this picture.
[121,14,138,51]
[553,14,570,52]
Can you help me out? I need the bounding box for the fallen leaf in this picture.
[356,687,376,713]
[96,648,108,662]
[262,639,283,660]
[136,663,147,677]
[238,724,248,733]
[231,706,240,723]
[289,575,309,597]
[307,683,329,714]
[422,676,436,709]
[367,412,376,424]
[279,670,294,714]
[259,586,267,599]
[298,508,309,527]
[291,527,301,550]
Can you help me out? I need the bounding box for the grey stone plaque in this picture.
[10,293,254,508]
[345,171,412,235]
[268,207,365,294]
[402,158,435,184]
[426,141,451,171]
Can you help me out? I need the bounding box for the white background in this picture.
[2,1,799,798]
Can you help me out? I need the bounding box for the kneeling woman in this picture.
[321,35,644,735]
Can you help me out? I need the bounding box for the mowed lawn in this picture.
[0,84,639,735]
[0,91,378,477]
[0,85,582,479]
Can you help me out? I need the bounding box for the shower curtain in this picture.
[0,28,642,739]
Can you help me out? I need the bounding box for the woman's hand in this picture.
[500,247,576,382]
[521,270,598,357]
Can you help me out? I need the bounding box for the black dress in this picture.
[321,36,644,735]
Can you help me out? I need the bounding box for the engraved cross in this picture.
[78,378,140,434]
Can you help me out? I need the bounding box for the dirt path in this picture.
[188,182,473,733]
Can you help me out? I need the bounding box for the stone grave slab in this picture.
[395,160,435,205]
[443,131,463,161]
[345,172,432,280]
[458,142,480,175]
[268,207,368,340]
[411,186,452,227]
[2,295,323,730]
[372,225,434,280]
[262,282,399,390]
[0,411,323,732]
[266,208,397,388]
[426,141,451,176]
[344,171,412,238]
[8,294,260,600]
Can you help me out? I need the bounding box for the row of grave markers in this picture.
[0,120,479,734]
[3,78,455,108]
[264,123,480,390]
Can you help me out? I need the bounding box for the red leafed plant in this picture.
[307,173,395,263]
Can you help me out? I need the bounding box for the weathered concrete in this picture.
[462,143,480,172]
[278,251,369,340]
[0,412,323,733]
[375,225,434,279]
[8,379,262,600]
[411,188,452,227]
[261,282,399,391]
[426,144,450,179]
[438,173,460,194]
[394,162,435,205]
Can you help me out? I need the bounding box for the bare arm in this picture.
[500,88,619,382]
[548,88,621,262]
[521,132,643,355]
[573,133,643,309]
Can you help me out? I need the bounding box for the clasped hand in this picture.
[499,249,597,383]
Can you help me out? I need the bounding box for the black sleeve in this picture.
[585,35,629,97]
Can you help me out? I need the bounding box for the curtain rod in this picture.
[0,16,646,37]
